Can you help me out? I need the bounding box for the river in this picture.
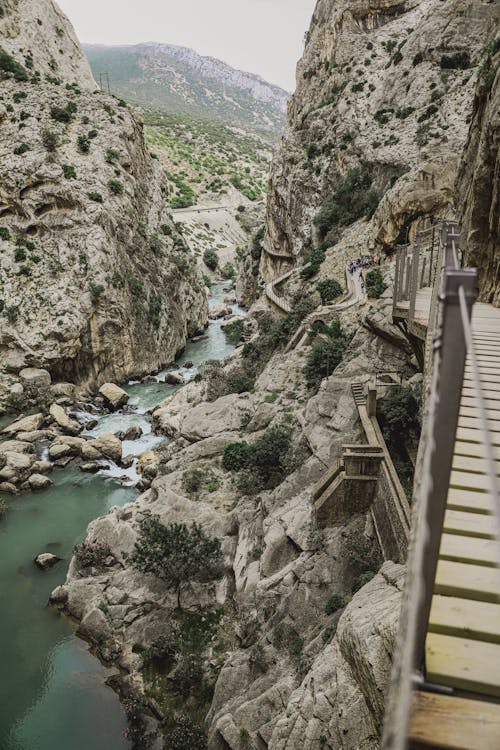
[0,283,244,750]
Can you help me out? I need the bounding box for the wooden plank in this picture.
[426,632,500,696]
[409,690,500,750]
[447,487,495,514]
[462,385,500,399]
[439,533,499,567]
[452,454,500,475]
[460,396,500,411]
[443,509,495,538]
[453,440,500,461]
[457,415,500,432]
[435,560,500,602]
[429,594,500,642]
[449,469,499,491]
[460,405,500,421]
[456,426,500,445]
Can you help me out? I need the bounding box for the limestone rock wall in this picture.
[456,44,499,306]
[0,1,208,397]
[263,0,498,278]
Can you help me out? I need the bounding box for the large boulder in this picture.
[165,372,185,386]
[2,413,44,435]
[34,552,61,570]
[48,444,72,461]
[28,474,53,491]
[49,404,82,436]
[20,368,51,389]
[91,432,122,462]
[99,383,130,410]
[209,303,231,320]
[0,482,17,495]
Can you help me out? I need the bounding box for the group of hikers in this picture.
[347,253,381,274]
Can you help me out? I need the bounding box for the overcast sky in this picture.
[57,0,317,91]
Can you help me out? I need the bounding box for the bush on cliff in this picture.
[317,278,343,303]
[314,162,380,240]
[129,517,222,608]
[222,425,292,494]
[365,268,386,298]
[304,321,349,388]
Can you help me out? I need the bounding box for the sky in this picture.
[57,0,317,91]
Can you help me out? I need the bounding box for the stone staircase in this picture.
[351,382,366,408]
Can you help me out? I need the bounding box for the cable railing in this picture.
[382,220,500,748]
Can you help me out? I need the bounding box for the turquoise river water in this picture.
[0,284,243,749]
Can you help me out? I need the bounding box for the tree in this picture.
[129,516,222,608]
[365,268,386,298]
[203,249,218,271]
[317,278,343,303]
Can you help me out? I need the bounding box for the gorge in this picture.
[0,0,498,749]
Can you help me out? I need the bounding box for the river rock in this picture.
[48,443,72,460]
[142,375,157,384]
[17,429,58,443]
[50,382,76,399]
[49,585,69,606]
[99,383,130,410]
[123,425,143,441]
[80,442,102,460]
[52,436,86,453]
[77,608,112,642]
[49,404,82,436]
[137,451,159,476]
[183,361,193,368]
[10,383,24,397]
[31,461,53,474]
[0,482,17,495]
[165,372,185,386]
[80,461,108,473]
[34,552,61,569]
[0,440,33,454]
[92,432,122,462]
[121,455,135,469]
[53,456,74,468]
[28,474,53,491]
[209,303,231,319]
[2,413,44,435]
[20,368,51,388]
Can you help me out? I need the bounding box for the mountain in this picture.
[83,43,289,133]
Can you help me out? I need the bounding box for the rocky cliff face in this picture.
[262,0,498,277]
[456,41,499,306]
[0,0,208,402]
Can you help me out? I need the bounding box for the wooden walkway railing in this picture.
[382,221,500,750]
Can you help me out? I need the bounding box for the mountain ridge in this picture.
[83,42,289,132]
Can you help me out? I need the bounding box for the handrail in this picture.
[382,220,480,749]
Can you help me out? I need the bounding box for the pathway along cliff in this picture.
[0,284,245,750]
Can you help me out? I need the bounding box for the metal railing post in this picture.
[408,236,421,323]
[393,248,401,316]
[412,264,477,673]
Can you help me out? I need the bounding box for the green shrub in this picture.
[417,104,438,123]
[0,47,28,81]
[87,191,103,203]
[62,164,77,179]
[182,469,203,494]
[0,227,11,241]
[314,163,379,240]
[412,52,424,66]
[129,517,222,608]
[50,104,74,123]
[203,249,218,271]
[365,268,386,298]
[89,281,104,302]
[304,321,349,388]
[77,134,90,153]
[223,425,293,494]
[14,247,26,262]
[221,261,235,279]
[41,128,59,152]
[108,179,124,195]
[149,234,163,255]
[223,319,244,345]
[5,305,19,323]
[440,51,471,69]
[317,278,343,303]
[163,716,207,750]
[160,223,172,236]
[14,143,30,155]
[88,129,98,139]
[171,654,203,699]
[325,594,347,614]
[13,91,27,103]
[105,147,120,163]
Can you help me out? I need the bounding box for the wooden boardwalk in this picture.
[394,297,500,748]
